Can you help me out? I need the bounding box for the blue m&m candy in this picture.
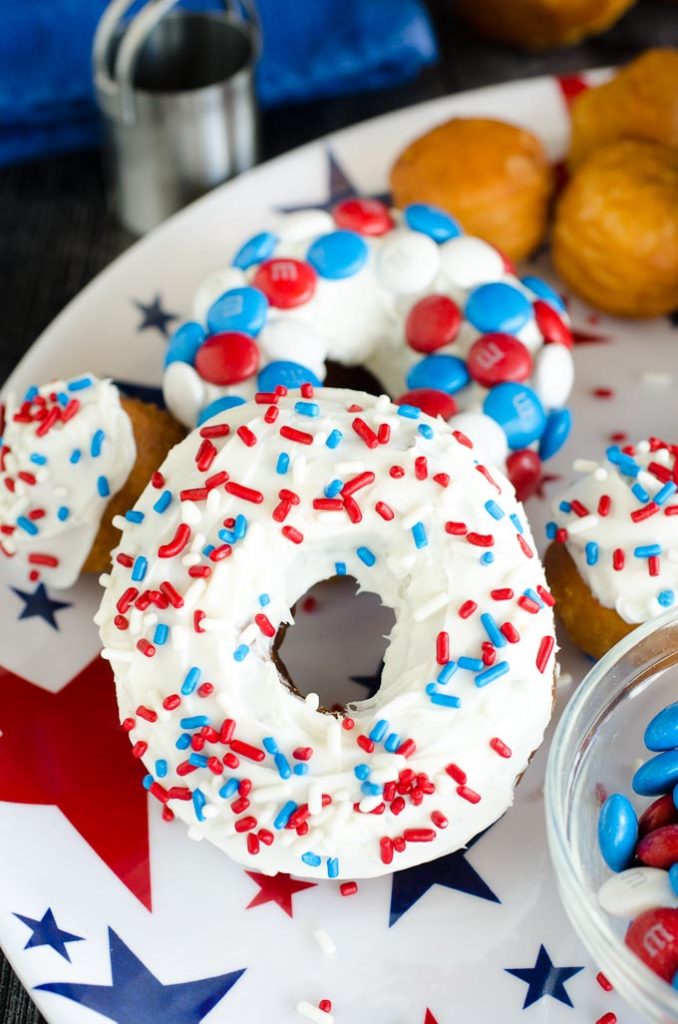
[521,275,566,312]
[164,321,206,368]
[645,702,678,752]
[207,286,268,337]
[598,794,639,873]
[483,382,546,449]
[197,395,247,426]
[258,360,321,392]
[633,749,678,795]
[466,282,532,335]
[232,231,278,271]
[406,354,470,395]
[404,203,462,243]
[307,231,369,280]
[538,408,572,460]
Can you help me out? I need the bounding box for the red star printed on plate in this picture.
[245,871,316,917]
[424,1011,440,1024]
[0,656,152,909]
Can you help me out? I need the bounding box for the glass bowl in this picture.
[545,608,678,1024]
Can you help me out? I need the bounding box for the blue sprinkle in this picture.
[617,456,640,478]
[369,719,388,742]
[57,506,70,521]
[397,404,420,420]
[412,522,428,549]
[326,429,343,449]
[181,715,210,729]
[295,401,319,418]
[142,774,154,790]
[425,682,438,696]
[585,541,599,566]
[430,692,461,708]
[70,449,81,464]
[634,544,662,558]
[545,521,557,540]
[361,781,382,796]
[263,737,279,754]
[480,552,494,565]
[335,561,347,576]
[354,764,371,780]
[274,801,297,830]
[418,423,434,440]
[234,514,248,540]
[384,732,401,753]
[559,500,572,514]
[437,661,458,684]
[233,644,249,662]
[23,386,39,402]
[301,851,322,867]
[510,513,524,534]
[189,753,208,768]
[176,734,191,750]
[606,445,622,465]
[203,544,215,557]
[219,528,236,544]
[219,778,240,799]
[659,590,675,607]
[459,657,484,672]
[293,763,309,776]
[29,453,47,465]
[17,516,38,536]
[276,452,290,475]
[155,759,168,778]
[327,858,339,879]
[97,475,110,498]
[655,481,677,506]
[475,661,510,687]
[153,623,169,645]
[520,275,566,312]
[125,509,145,524]
[259,593,270,607]
[357,546,376,567]
[192,788,207,822]
[67,377,93,392]
[181,666,202,695]
[275,753,291,779]
[631,482,650,504]
[56,392,69,407]
[153,490,172,513]
[131,556,148,582]
[90,430,105,457]
[485,500,505,520]
[324,478,343,498]
[481,612,506,648]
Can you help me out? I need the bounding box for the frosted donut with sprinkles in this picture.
[96,386,557,878]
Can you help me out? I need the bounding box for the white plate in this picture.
[2,71,675,1024]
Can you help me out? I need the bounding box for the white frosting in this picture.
[550,440,678,623]
[97,387,556,879]
[0,376,136,588]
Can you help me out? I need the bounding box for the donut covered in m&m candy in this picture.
[162,199,575,500]
[97,386,557,879]
[544,438,678,660]
[0,375,184,588]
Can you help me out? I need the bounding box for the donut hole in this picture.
[273,575,395,713]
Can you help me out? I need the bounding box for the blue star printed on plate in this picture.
[113,380,166,410]
[276,147,389,214]
[11,583,71,630]
[132,294,179,337]
[389,830,499,926]
[505,944,584,1008]
[36,928,246,1024]
[14,908,83,962]
[350,660,383,699]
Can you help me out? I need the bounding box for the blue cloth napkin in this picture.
[0,0,437,166]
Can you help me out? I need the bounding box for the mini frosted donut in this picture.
[0,375,184,588]
[96,386,557,879]
[162,199,575,500]
[544,438,678,660]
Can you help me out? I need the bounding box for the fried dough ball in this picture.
[453,0,636,50]
[82,396,185,573]
[569,49,678,170]
[552,139,678,317]
[390,117,552,261]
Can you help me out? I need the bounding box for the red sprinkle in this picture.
[377,423,390,445]
[389,465,405,478]
[225,481,264,504]
[247,832,260,856]
[255,613,276,637]
[234,816,257,833]
[649,555,660,577]
[136,639,155,658]
[342,471,375,497]
[356,734,375,753]
[403,828,436,842]
[159,580,184,608]
[433,472,450,488]
[536,585,555,607]
[415,456,428,480]
[593,387,614,399]
[151,471,165,488]
[596,973,613,992]
[491,588,514,600]
[457,785,481,804]
[536,635,555,674]
[131,741,148,758]
[281,525,303,544]
[352,417,379,449]
[279,425,313,445]
[445,763,467,785]
[318,1000,332,1014]
[613,548,625,571]
[517,534,534,558]
[230,739,266,762]
[121,717,135,732]
[313,498,344,511]
[220,719,236,744]
[445,521,467,536]
[375,501,394,521]
[458,600,477,619]
[631,501,659,522]
[490,737,512,758]
[397,738,416,758]
[595,1015,616,1024]
[136,705,157,723]
[340,881,358,896]
[466,532,494,547]
[264,406,278,424]
[436,631,449,665]
[158,523,191,558]
[380,836,394,864]
[200,423,230,438]
[163,694,181,711]
[195,438,217,471]
[292,747,313,761]
[597,494,612,516]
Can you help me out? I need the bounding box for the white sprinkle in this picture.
[206,488,221,515]
[413,591,448,622]
[308,783,322,816]
[642,370,673,387]
[313,928,337,956]
[313,431,328,447]
[190,531,206,553]
[181,500,202,526]
[559,672,574,689]
[402,503,433,530]
[359,795,383,813]
[335,460,364,475]
[593,467,609,482]
[142,612,158,628]
[240,622,259,645]
[292,456,307,484]
[100,648,133,662]
[376,393,391,410]
[573,458,598,474]
[637,440,651,454]
[203,804,219,819]
[98,573,111,587]
[305,692,320,711]
[111,515,127,531]
[566,514,599,535]
[181,552,202,567]
[250,783,292,804]
[297,1000,332,1023]
[187,827,204,842]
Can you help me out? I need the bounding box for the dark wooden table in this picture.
[1,2,676,1020]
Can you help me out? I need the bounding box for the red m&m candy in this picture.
[467,334,532,388]
[332,198,394,236]
[534,300,573,348]
[195,332,259,385]
[252,258,317,309]
[506,448,542,502]
[405,295,461,353]
[636,824,678,869]
[639,794,678,836]
[626,907,678,981]
[396,388,457,420]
